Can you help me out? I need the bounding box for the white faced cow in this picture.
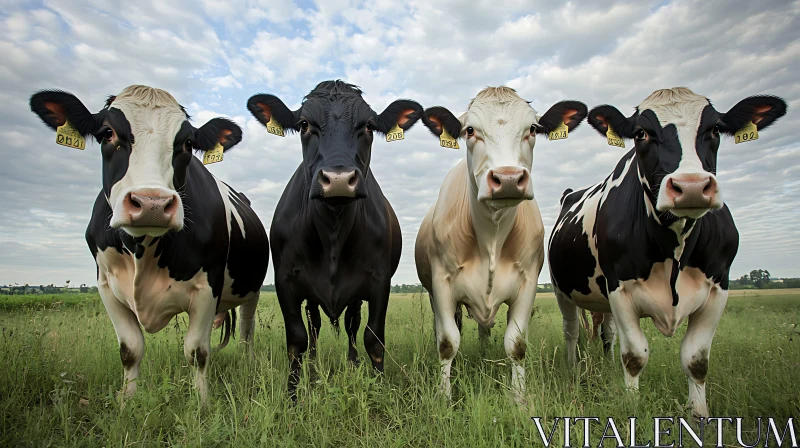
[416,87,587,404]
[548,87,787,417]
[29,85,270,401]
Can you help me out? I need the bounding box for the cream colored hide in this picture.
[416,87,572,405]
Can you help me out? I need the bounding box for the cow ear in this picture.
[30,90,98,135]
[422,106,462,140]
[721,95,787,135]
[196,118,242,152]
[588,105,636,139]
[535,101,588,135]
[246,94,297,130]
[376,100,423,134]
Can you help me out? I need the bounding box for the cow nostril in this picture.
[320,172,331,187]
[129,194,142,209]
[703,179,714,196]
[670,180,683,195]
[348,174,357,187]
[164,196,178,214]
[488,171,502,189]
[517,171,529,188]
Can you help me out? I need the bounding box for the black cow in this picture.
[247,80,422,397]
[548,87,786,417]
[29,85,270,402]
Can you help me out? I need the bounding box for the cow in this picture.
[548,87,787,417]
[415,86,588,404]
[246,80,423,398]
[580,309,615,353]
[29,85,270,402]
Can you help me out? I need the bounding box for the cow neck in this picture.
[310,199,358,254]
[635,161,698,268]
[466,171,518,295]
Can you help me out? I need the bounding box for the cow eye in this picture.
[102,128,114,142]
[634,129,648,142]
[712,124,722,135]
[183,140,193,152]
[530,124,539,135]
[299,120,309,133]
[366,122,375,132]
[466,126,474,137]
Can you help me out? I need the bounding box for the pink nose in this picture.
[665,174,717,208]
[319,170,358,197]
[487,166,531,199]
[123,190,179,227]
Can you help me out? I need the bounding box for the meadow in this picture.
[0,289,797,446]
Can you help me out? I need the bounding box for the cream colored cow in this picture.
[416,87,587,404]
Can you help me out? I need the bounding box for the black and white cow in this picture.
[246,80,422,398]
[548,87,786,417]
[29,85,270,401]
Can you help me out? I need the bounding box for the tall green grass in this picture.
[0,290,797,446]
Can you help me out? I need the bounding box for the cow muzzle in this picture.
[484,166,533,202]
[658,173,721,218]
[313,167,365,203]
[118,188,182,235]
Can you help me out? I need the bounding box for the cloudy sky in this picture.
[1,0,798,287]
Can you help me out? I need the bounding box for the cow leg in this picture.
[184,292,216,403]
[454,303,463,335]
[505,286,536,406]
[345,301,362,365]
[432,278,459,399]
[98,281,144,399]
[680,285,727,418]
[555,292,580,365]
[306,303,322,361]
[478,325,491,358]
[364,295,388,373]
[239,294,259,359]
[609,289,649,390]
[277,285,308,400]
[600,313,617,356]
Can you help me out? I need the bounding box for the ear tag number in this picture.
[56,121,86,150]
[266,116,285,137]
[548,122,568,141]
[439,127,459,149]
[606,126,625,148]
[734,121,758,144]
[386,123,404,142]
[203,143,224,165]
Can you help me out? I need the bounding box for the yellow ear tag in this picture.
[439,127,459,149]
[55,121,85,150]
[386,123,404,142]
[606,126,625,148]
[734,121,758,144]
[548,122,568,141]
[266,116,285,137]
[203,143,224,165]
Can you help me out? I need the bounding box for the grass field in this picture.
[0,289,798,446]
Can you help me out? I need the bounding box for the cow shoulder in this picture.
[86,190,125,259]
[685,205,739,288]
[502,199,544,271]
[429,159,478,271]
[414,206,436,291]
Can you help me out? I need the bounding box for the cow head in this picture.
[30,85,242,237]
[247,80,422,205]
[588,87,787,219]
[422,87,587,207]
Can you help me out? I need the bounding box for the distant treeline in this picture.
[0,284,97,295]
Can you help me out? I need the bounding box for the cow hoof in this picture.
[348,357,361,367]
